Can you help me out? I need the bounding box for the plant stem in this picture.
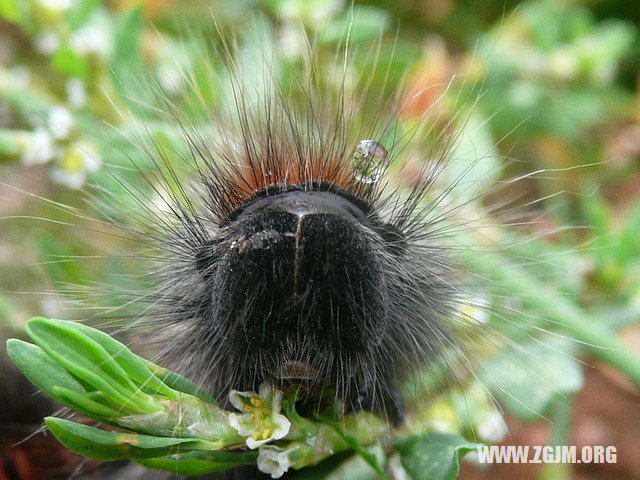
[539,395,572,480]
[464,252,640,387]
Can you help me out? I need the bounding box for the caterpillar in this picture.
[110,34,472,424]
[1,9,590,480]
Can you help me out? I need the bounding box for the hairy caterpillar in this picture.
[1,12,587,480]
[119,34,491,414]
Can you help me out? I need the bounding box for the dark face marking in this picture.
[202,189,390,374]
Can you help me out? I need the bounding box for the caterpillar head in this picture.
[196,182,395,392]
[157,151,458,420]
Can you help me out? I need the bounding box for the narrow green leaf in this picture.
[52,386,121,419]
[6,339,86,397]
[111,6,144,100]
[6,339,127,423]
[395,432,481,480]
[61,320,179,399]
[45,417,222,461]
[136,450,258,476]
[481,339,583,421]
[145,362,215,403]
[26,317,158,413]
[66,0,101,29]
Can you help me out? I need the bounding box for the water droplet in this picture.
[351,140,388,184]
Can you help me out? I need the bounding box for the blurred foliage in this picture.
[1,0,640,479]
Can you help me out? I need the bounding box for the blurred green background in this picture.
[1,1,639,479]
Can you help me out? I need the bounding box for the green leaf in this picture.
[111,6,144,100]
[66,0,101,29]
[45,417,222,461]
[6,339,127,423]
[136,450,258,476]
[481,339,583,421]
[321,6,390,44]
[25,317,159,413]
[0,0,33,31]
[6,338,86,397]
[51,47,90,79]
[60,320,179,399]
[52,386,121,418]
[145,362,215,403]
[395,432,481,480]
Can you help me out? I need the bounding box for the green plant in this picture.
[7,317,481,479]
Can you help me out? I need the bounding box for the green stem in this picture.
[539,395,572,480]
[549,301,640,386]
[465,252,640,387]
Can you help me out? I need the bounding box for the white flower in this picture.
[51,169,85,189]
[228,384,291,449]
[549,48,577,81]
[34,30,61,55]
[21,128,54,165]
[38,0,72,12]
[48,107,74,139]
[257,445,295,478]
[309,0,343,24]
[278,23,305,59]
[66,78,88,108]
[10,67,31,89]
[71,25,110,56]
[278,0,301,20]
[50,142,101,189]
[157,64,185,94]
[477,411,508,443]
